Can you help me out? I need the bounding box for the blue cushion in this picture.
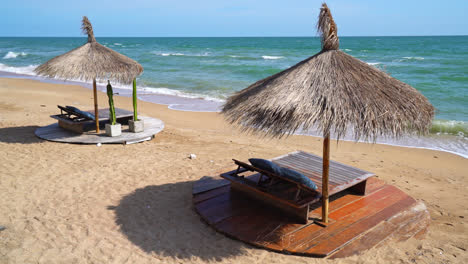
[248,158,282,175]
[66,106,95,120]
[279,167,318,190]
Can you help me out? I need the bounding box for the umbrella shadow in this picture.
[109,179,248,261]
[0,126,43,144]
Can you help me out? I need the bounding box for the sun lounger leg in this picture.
[349,179,367,195]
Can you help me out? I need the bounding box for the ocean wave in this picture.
[431,119,468,137]
[115,85,226,103]
[153,52,212,57]
[367,62,381,65]
[0,63,37,75]
[3,51,28,59]
[402,56,424,60]
[114,43,122,46]
[262,56,284,60]
[157,53,184,56]
[343,49,352,52]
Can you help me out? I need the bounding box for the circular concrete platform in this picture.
[35,116,164,144]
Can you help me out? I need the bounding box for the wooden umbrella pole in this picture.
[322,133,330,223]
[93,79,99,133]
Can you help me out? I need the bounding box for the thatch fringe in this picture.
[318,3,339,50]
[35,16,143,84]
[222,37,434,141]
[81,16,96,43]
[222,2,434,141]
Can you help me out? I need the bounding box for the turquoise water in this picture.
[0,36,467,156]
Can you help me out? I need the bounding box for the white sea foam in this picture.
[0,63,37,75]
[262,56,284,60]
[138,86,225,103]
[402,56,424,60]
[159,53,185,56]
[3,51,28,59]
[114,43,122,46]
[343,49,352,52]
[367,62,381,65]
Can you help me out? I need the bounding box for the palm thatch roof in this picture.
[35,17,143,84]
[222,3,434,141]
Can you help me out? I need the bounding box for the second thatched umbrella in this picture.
[222,3,434,223]
[35,17,143,132]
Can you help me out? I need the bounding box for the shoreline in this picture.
[0,71,466,159]
[1,76,467,263]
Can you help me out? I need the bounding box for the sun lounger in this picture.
[221,151,374,224]
[51,105,133,133]
[57,105,95,122]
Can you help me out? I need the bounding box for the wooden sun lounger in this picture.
[221,151,375,224]
[51,106,133,133]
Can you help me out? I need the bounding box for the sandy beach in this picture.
[0,77,467,263]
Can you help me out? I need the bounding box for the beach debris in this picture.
[189,154,197,159]
[40,104,46,107]
[0,225,6,231]
[97,143,102,147]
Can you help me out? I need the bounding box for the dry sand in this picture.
[0,77,467,263]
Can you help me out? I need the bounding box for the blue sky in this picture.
[2,0,467,37]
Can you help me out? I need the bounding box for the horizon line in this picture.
[0,34,467,38]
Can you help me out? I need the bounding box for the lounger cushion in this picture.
[66,106,95,120]
[248,158,282,175]
[280,167,318,190]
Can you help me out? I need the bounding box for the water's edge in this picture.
[1,71,466,159]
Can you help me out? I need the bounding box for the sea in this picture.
[0,36,467,158]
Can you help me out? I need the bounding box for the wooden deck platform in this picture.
[35,116,164,144]
[193,172,430,258]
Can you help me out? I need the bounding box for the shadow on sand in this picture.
[109,179,248,261]
[0,125,43,144]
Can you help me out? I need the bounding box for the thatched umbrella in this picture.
[35,17,143,132]
[222,3,434,223]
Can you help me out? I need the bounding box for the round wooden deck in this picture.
[192,174,430,259]
[35,116,164,144]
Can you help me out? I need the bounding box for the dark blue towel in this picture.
[279,167,318,190]
[248,158,282,175]
[66,106,95,120]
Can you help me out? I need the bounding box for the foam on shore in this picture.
[0,70,466,158]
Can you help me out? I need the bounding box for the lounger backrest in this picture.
[57,105,95,120]
[233,159,318,193]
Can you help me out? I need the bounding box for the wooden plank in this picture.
[297,151,373,177]
[214,208,295,249]
[306,196,416,257]
[195,191,259,225]
[192,176,230,195]
[221,173,313,209]
[275,153,369,181]
[284,185,407,253]
[329,201,428,259]
[230,181,310,224]
[329,185,403,220]
[193,185,230,204]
